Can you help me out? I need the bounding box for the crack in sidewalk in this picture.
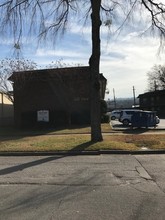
[134,156,165,194]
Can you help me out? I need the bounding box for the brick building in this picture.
[138,90,165,118]
[9,66,107,128]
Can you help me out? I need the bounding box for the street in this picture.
[0,155,165,220]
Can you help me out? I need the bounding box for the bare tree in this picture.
[0,58,37,102]
[45,59,82,69]
[0,0,165,141]
[147,64,165,91]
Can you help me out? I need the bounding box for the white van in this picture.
[119,109,142,126]
[110,110,121,120]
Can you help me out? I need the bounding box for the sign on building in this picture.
[37,110,49,122]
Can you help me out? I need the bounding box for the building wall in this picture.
[0,93,14,126]
[13,67,92,127]
[138,90,165,117]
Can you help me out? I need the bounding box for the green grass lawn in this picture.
[0,124,165,152]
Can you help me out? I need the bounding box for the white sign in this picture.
[37,110,49,122]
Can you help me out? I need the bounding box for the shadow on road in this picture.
[111,123,149,134]
[0,141,93,176]
[110,120,165,134]
[0,156,63,176]
[123,128,151,134]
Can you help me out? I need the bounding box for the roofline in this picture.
[138,89,165,98]
[13,66,90,74]
[8,66,91,81]
[8,66,107,82]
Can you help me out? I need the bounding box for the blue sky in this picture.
[0,1,165,100]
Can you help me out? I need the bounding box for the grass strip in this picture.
[0,134,165,152]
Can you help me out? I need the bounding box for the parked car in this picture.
[110,110,121,120]
[119,109,142,126]
[119,109,160,126]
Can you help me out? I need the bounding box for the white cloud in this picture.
[101,33,165,99]
[36,48,85,58]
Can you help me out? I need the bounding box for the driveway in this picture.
[111,119,165,131]
[157,119,165,129]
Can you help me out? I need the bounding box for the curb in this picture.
[1,149,165,156]
[0,151,100,156]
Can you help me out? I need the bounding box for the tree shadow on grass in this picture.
[0,124,91,142]
[69,141,94,152]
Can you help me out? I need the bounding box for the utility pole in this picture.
[113,88,116,109]
[133,86,136,106]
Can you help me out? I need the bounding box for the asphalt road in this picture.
[0,155,165,220]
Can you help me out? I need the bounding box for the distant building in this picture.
[0,92,13,105]
[9,66,107,128]
[138,90,165,117]
[0,92,14,126]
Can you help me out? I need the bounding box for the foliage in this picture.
[100,99,109,123]
[0,58,37,102]
[101,114,110,123]
[147,64,165,91]
[100,99,107,114]
[45,59,82,69]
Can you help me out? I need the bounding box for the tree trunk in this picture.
[89,0,103,142]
